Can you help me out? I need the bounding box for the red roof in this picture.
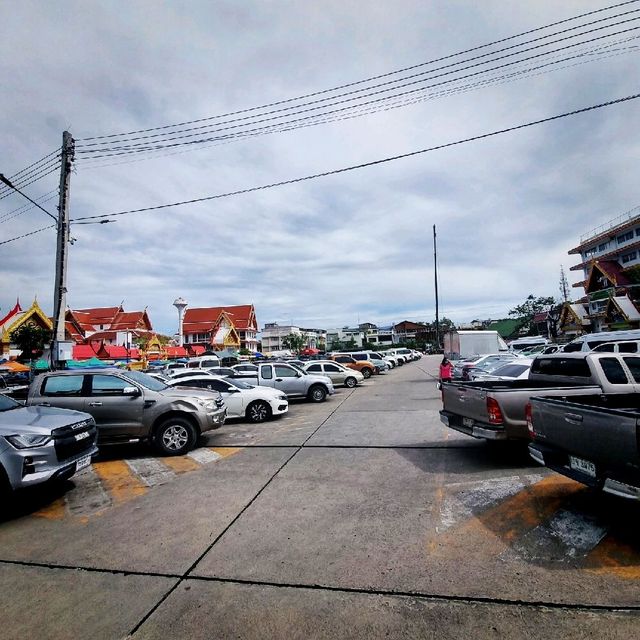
[188,345,205,355]
[165,346,188,358]
[183,305,256,332]
[102,345,140,359]
[72,344,99,360]
[0,300,22,328]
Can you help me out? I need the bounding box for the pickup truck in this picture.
[242,362,334,401]
[439,353,640,441]
[528,393,640,500]
[0,392,98,495]
[27,368,227,456]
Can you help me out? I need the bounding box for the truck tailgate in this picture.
[441,383,489,422]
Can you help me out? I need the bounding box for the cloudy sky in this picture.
[1,1,639,337]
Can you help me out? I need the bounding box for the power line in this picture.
[77,38,640,171]
[0,190,58,224]
[0,161,62,200]
[74,21,640,161]
[72,92,640,223]
[0,149,61,197]
[78,0,639,142]
[0,223,56,247]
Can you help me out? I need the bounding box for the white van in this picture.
[562,330,640,352]
[591,340,640,354]
[186,355,221,370]
[508,337,548,353]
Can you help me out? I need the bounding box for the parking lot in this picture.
[1,355,639,639]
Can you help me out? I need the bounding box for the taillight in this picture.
[525,402,535,438]
[487,397,503,425]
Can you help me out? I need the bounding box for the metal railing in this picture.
[580,206,640,244]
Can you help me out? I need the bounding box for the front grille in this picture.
[53,420,97,461]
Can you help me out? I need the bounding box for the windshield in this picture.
[287,363,306,375]
[0,393,20,412]
[122,370,168,391]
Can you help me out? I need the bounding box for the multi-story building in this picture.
[567,210,640,333]
[261,323,326,353]
[181,307,241,352]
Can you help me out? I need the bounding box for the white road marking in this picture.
[125,458,176,487]
[187,448,222,465]
[66,466,112,516]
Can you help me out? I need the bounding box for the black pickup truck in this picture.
[528,393,640,501]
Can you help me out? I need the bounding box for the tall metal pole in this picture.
[51,131,75,366]
[433,224,440,350]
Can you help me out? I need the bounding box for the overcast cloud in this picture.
[1,1,639,337]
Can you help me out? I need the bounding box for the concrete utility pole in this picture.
[433,224,440,350]
[51,131,75,366]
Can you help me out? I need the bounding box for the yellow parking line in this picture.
[209,447,242,459]
[93,460,147,505]
[33,497,66,520]
[161,456,202,474]
[429,475,583,554]
[587,535,640,579]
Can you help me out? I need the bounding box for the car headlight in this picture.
[6,434,52,449]
[277,395,287,401]
[196,399,217,410]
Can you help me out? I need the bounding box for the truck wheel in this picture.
[308,385,327,402]
[154,418,197,456]
[361,368,372,379]
[0,465,12,501]
[344,377,357,388]
[246,400,272,423]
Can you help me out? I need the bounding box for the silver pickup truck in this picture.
[528,392,640,500]
[242,362,335,402]
[0,393,98,495]
[440,353,640,441]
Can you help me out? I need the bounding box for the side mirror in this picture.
[123,386,140,396]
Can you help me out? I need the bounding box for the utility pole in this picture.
[51,131,75,367]
[433,224,440,350]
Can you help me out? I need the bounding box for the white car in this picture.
[302,361,364,388]
[166,375,288,423]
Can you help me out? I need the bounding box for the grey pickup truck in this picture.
[242,362,335,402]
[440,352,640,441]
[27,368,226,456]
[528,392,640,501]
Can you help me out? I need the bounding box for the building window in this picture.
[636,228,640,237]
[621,251,638,264]
[598,242,608,252]
[617,231,633,244]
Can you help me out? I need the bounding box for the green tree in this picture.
[11,324,51,361]
[282,333,305,353]
[508,295,556,336]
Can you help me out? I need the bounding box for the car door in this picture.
[273,364,305,396]
[34,373,87,413]
[86,374,146,439]
[323,362,346,385]
[195,378,242,418]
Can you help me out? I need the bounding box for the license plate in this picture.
[463,417,474,428]
[569,455,596,477]
[76,454,92,472]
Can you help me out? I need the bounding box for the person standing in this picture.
[439,357,453,383]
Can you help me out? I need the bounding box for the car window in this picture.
[202,360,218,367]
[260,365,273,380]
[352,353,366,360]
[325,364,341,372]
[599,358,629,384]
[622,357,640,383]
[91,375,132,395]
[42,375,84,396]
[275,365,297,378]
[493,364,529,377]
[619,342,638,353]
[306,364,321,372]
[530,358,590,377]
[204,379,230,392]
[187,362,200,368]
[593,343,615,352]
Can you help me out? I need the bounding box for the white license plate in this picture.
[569,455,596,477]
[76,454,92,472]
[463,417,474,428]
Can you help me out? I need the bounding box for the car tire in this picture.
[361,368,372,379]
[308,385,327,402]
[0,465,12,500]
[154,417,197,456]
[246,400,272,423]
[344,377,357,388]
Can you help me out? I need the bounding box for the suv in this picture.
[344,352,389,374]
[0,392,98,495]
[330,355,375,379]
[27,369,227,456]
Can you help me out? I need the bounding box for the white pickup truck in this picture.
[242,362,335,402]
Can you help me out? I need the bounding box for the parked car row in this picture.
[1,350,421,496]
